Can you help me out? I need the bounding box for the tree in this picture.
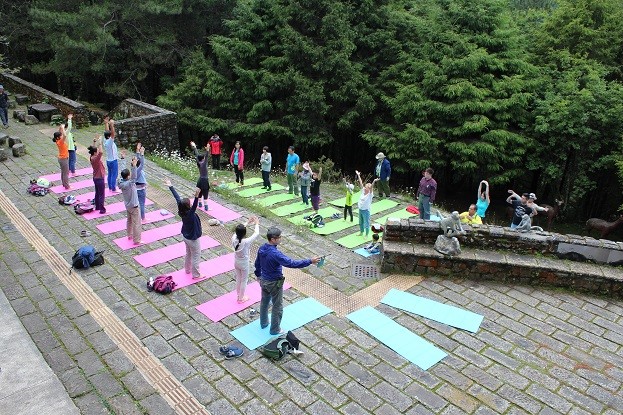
[363,0,536,183]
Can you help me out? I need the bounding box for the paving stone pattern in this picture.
[1,116,623,414]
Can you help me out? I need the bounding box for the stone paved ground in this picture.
[1,114,623,414]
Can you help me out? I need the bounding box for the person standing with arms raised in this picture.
[254,227,320,335]
[286,146,300,196]
[88,135,106,214]
[417,168,437,220]
[190,141,210,211]
[52,124,71,190]
[104,117,119,192]
[209,134,222,169]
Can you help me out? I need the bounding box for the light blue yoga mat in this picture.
[381,289,483,333]
[347,307,446,370]
[354,247,380,257]
[230,298,332,350]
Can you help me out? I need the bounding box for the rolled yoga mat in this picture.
[196,281,292,322]
[96,210,175,234]
[230,297,332,350]
[347,306,447,370]
[133,235,220,267]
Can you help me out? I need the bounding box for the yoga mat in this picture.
[75,188,119,202]
[221,177,263,190]
[171,253,236,290]
[336,232,373,248]
[375,208,417,223]
[272,201,311,216]
[347,306,447,370]
[230,298,332,350]
[369,199,399,215]
[237,183,285,198]
[354,247,380,257]
[82,199,154,220]
[256,192,296,207]
[328,190,362,207]
[134,236,220,267]
[199,200,241,223]
[311,217,358,235]
[97,210,175,234]
[381,289,484,333]
[287,207,339,226]
[196,281,292,322]
[113,221,182,250]
[426,215,442,222]
[40,167,92,182]
[50,178,107,194]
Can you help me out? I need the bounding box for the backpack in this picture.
[147,275,176,294]
[304,213,324,228]
[59,195,76,205]
[27,182,50,196]
[71,245,105,270]
[257,331,300,361]
[74,202,95,214]
[36,178,51,188]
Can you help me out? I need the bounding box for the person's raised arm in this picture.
[355,170,364,188]
[478,181,484,201]
[318,167,323,181]
[67,113,73,134]
[483,180,490,203]
[165,179,182,204]
[506,189,519,204]
[130,157,138,181]
[109,119,116,139]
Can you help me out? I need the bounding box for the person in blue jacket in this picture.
[375,152,391,198]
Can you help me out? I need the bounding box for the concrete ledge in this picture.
[381,240,623,298]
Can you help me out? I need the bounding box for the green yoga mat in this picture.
[256,192,297,207]
[335,232,374,248]
[374,208,417,224]
[311,217,359,235]
[221,177,263,190]
[369,199,399,215]
[273,200,311,216]
[328,190,362,207]
[287,207,339,226]
[237,183,285,197]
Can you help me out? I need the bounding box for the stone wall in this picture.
[0,73,89,127]
[384,218,623,265]
[110,99,179,152]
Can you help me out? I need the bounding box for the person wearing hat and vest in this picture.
[375,152,391,198]
[0,85,8,128]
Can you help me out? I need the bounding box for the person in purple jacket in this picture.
[254,227,321,335]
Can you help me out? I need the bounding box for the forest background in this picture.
[2,0,623,222]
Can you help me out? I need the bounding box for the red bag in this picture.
[406,205,419,214]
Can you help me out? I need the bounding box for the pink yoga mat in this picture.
[171,252,236,290]
[97,210,174,234]
[113,221,182,250]
[133,236,220,267]
[196,281,292,322]
[82,199,154,220]
[40,167,92,182]
[199,200,241,223]
[76,188,118,202]
[51,178,107,194]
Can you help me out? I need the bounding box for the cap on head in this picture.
[528,193,537,200]
[266,227,282,241]
[347,183,354,191]
[0,85,4,90]
[375,152,385,160]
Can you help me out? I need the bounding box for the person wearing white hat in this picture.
[0,85,8,128]
[375,152,391,198]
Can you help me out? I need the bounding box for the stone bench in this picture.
[381,240,623,298]
[384,218,623,266]
[27,103,60,123]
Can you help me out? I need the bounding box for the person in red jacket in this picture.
[229,141,245,186]
[209,134,222,169]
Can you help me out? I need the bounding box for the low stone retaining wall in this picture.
[384,218,623,265]
[111,99,179,152]
[0,73,89,127]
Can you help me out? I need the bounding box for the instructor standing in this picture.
[374,152,391,198]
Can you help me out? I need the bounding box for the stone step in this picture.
[381,240,623,298]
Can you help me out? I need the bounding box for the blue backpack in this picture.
[71,245,104,270]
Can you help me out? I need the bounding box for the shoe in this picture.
[134,240,142,245]
[261,186,267,189]
[219,345,230,355]
[269,329,285,336]
[266,187,271,191]
[80,230,91,237]
[204,205,208,211]
[260,324,268,329]
[198,201,202,207]
[99,209,106,214]
[224,347,244,360]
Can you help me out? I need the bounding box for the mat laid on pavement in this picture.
[369,199,399,215]
[39,167,92,182]
[336,232,374,249]
[196,281,292,322]
[113,221,182,250]
[381,289,483,333]
[311,217,358,235]
[328,190,362,207]
[353,247,380,257]
[237,183,285,198]
[133,236,220,267]
[346,306,447,370]
[230,298,332,350]
[170,252,235,290]
[75,188,119,203]
[50,178,107,194]
[256,192,296,207]
[198,200,241,223]
[272,200,311,216]
[96,210,174,234]
[374,207,417,223]
[82,199,154,219]
[221,177,263,190]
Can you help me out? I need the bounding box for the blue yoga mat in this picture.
[381,289,483,333]
[354,247,380,258]
[230,298,332,349]
[347,306,446,370]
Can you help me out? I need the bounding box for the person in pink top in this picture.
[229,141,245,186]
[88,135,107,214]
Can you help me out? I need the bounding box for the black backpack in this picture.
[71,246,105,270]
[257,331,300,361]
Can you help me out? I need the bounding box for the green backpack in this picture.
[257,331,300,361]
